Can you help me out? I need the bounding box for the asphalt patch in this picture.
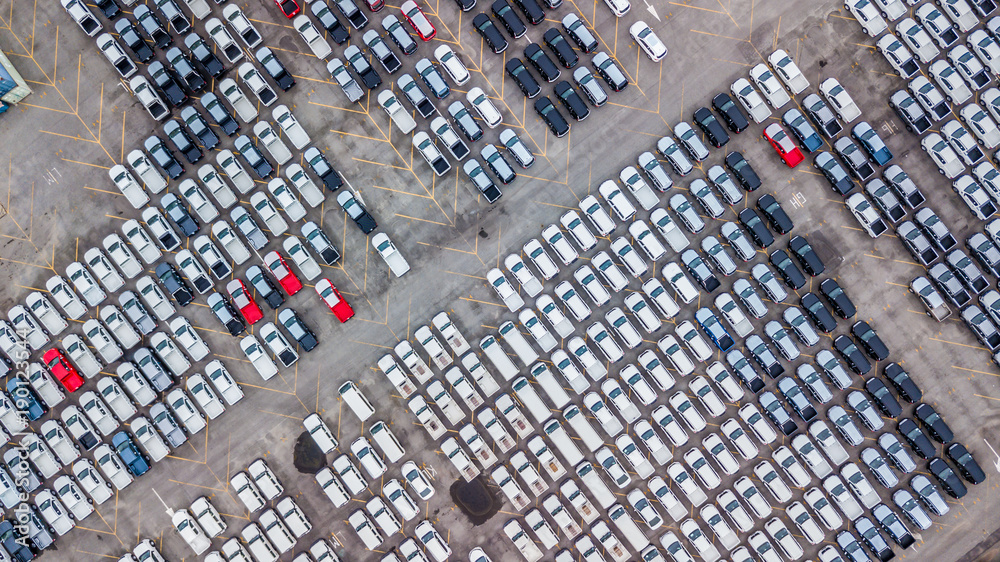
[292,431,326,473]
[449,477,500,526]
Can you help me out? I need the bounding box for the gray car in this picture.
[481,145,516,184]
[861,447,899,488]
[707,165,743,205]
[657,135,694,176]
[864,178,906,224]
[134,347,173,392]
[572,67,608,106]
[637,151,672,191]
[499,129,534,168]
[326,58,364,103]
[733,277,768,318]
[701,236,737,276]
[150,402,187,447]
[750,263,788,303]
[118,291,156,335]
[690,179,725,218]
[878,432,917,473]
[382,15,417,54]
[892,489,932,530]
[415,58,450,99]
[795,364,833,404]
[915,207,957,252]
[230,207,268,250]
[561,13,597,52]
[846,391,883,431]
[765,320,799,361]
[783,307,819,346]
[910,474,949,515]
[449,101,484,142]
[816,349,852,389]
[674,121,710,161]
[961,304,1000,350]
[883,165,926,208]
[896,221,939,265]
[364,30,401,74]
[947,249,989,294]
[669,194,705,233]
[828,405,863,446]
[720,222,756,262]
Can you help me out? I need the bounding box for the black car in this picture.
[144,135,184,179]
[473,14,508,54]
[304,147,343,190]
[725,151,761,191]
[694,107,730,148]
[134,5,171,49]
[883,363,922,403]
[914,403,953,443]
[803,93,843,138]
[837,530,870,562]
[233,135,273,178]
[207,292,245,336]
[383,16,416,54]
[256,47,296,91]
[851,321,889,361]
[889,90,932,135]
[155,262,194,306]
[452,0,477,10]
[680,249,720,292]
[929,457,968,498]
[898,418,936,459]
[96,0,120,18]
[593,53,628,92]
[865,378,903,418]
[855,516,894,562]
[746,335,783,379]
[247,265,284,309]
[759,390,797,435]
[756,194,793,235]
[337,191,377,234]
[0,520,35,562]
[769,249,806,290]
[834,137,875,181]
[820,278,857,319]
[166,47,206,94]
[945,442,985,484]
[345,46,381,90]
[180,107,220,150]
[199,93,240,136]
[737,208,774,248]
[554,81,589,121]
[278,308,318,351]
[492,0,526,37]
[313,1,352,43]
[163,120,202,164]
[512,0,544,23]
[505,59,541,98]
[148,61,187,107]
[834,334,871,375]
[534,96,569,138]
[115,18,154,63]
[777,376,817,422]
[162,193,199,237]
[185,33,226,78]
[788,236,824,277]
[543,28,578,69]
[814,151,856,196]
[335,0,368,29]
[525,43,561,82]
[711,93,749,133]
[800,292,838,333]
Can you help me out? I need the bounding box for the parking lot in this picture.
[3,0,1000,560]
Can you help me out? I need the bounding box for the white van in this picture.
[511,376,552,424]
[303,413,338,454]
[543,418,584,467]
[498,321,539,366]
[575,461,617,509]
[608,503,651,551]
[479,336,519,381]
[315,467,350,508]
[394,340,433,384]
[529,363,571,409]
[369,420,405,463]
[562,404,604,453]
[338,381,375,421]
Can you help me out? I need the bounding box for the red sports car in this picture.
[43,348,85,392]
[316,278,355,322]
[401,0,436,41]
[264,250,303,296]
[275,0,301,17]
[226,279,264,325]
[763,123,805,168]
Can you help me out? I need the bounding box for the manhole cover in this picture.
[292,432,326,473]
[450,477,500,525]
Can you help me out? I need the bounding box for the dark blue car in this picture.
[5,377,46,421]
[694,307,734,351]
[852,122,893,166]
[781,108,823,153]
[0,520,36,562]
[112,432,151,477]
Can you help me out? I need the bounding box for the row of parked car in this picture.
[841,1,1000,355]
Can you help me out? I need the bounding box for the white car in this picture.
[787,501,825,545]
[377,90,416,133]
[588,322,625,363]
[434,44,470,85]
[629,220,667,261]
[195,166,236,211]
[240,335,278,380]
[630,21,667,61]
[606,308,642,349]
[97,33,136,78]
[41,421,80,465]
[351,436,387,479]
[738,403,778,444]
[415,520,452,562]
[579,195,616,235]
[734,476,771,519]
[731,78,771,123]
[961,104,1000,149]
[216,149,255,193]
[25,292,67,337]
[206,16,243,64]
[823,474,864,520]
[173,509,212,555]
[574,266,612,307]
[676,320,712,362]
[334,455,369,496]
[820,78,862,123]
[94,443,133,490]
[624,292,662,334]
[657,334,695,376]
[773,445,812,488]
[179,179,219,223]
[83,319,122,363]
[62,0,101,36]
[293,14,332,58]
[46,275,87,320]
[35,490,75,536]
[383,478,420,521]
[276,496,312,539]
[667,462,707,506]
[700,503,740,551]
[641,279,680,321]
[467,87,502,127]
[846,0,887,36]
[554,282,593,323]
[206,360,244,405]
[662,262,699,303]
[219,78,259,123]
[599,180,637,221]
[683,447,721,490]
[211,220,251,265]
[167,388,207,435]
[930,59,972,104]
[282,166,323,209]
[592,251,629,293]
[560,210,598,250]
[141,208,180,252]
[970,30,1000,76]
[610,237,648,278]
[72,458,113,504]
[764,518,803,561]
[523,238,560,279]
[186,374,226,419]
[619,166,659,210]
[750,63,791,108]
[689,376,726,418]
[847,193,888,238]
[53,474,93,521]
[897,17,940,64]
[108,164,150,208]
[130,415,170,462]
[804,487,844,530]
[754,460,793,503]
[768,49,809,94]
[127,149,168,194]
[253,121,293,167]
[617,433,655,479]
[792,434,834,479]
[680,518,721,562]
[191,496,227,538]
[921,132,965,178]
[102,234,143,279]
[96,378,137,422]
[241,522,282,561]
[669,391,707,433]
[238,62,277,107]
[504,254,543,297]
[584,392,624,437]
[541,224,580,265]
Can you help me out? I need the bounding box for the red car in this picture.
[227,279,264,325]
[275,0,301,17]
[264,250,303,296]
[316,278,355,322]
[401,0,436,41]
[43,348,85,392]
[763,123,805,168]
[365,0,385,11]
